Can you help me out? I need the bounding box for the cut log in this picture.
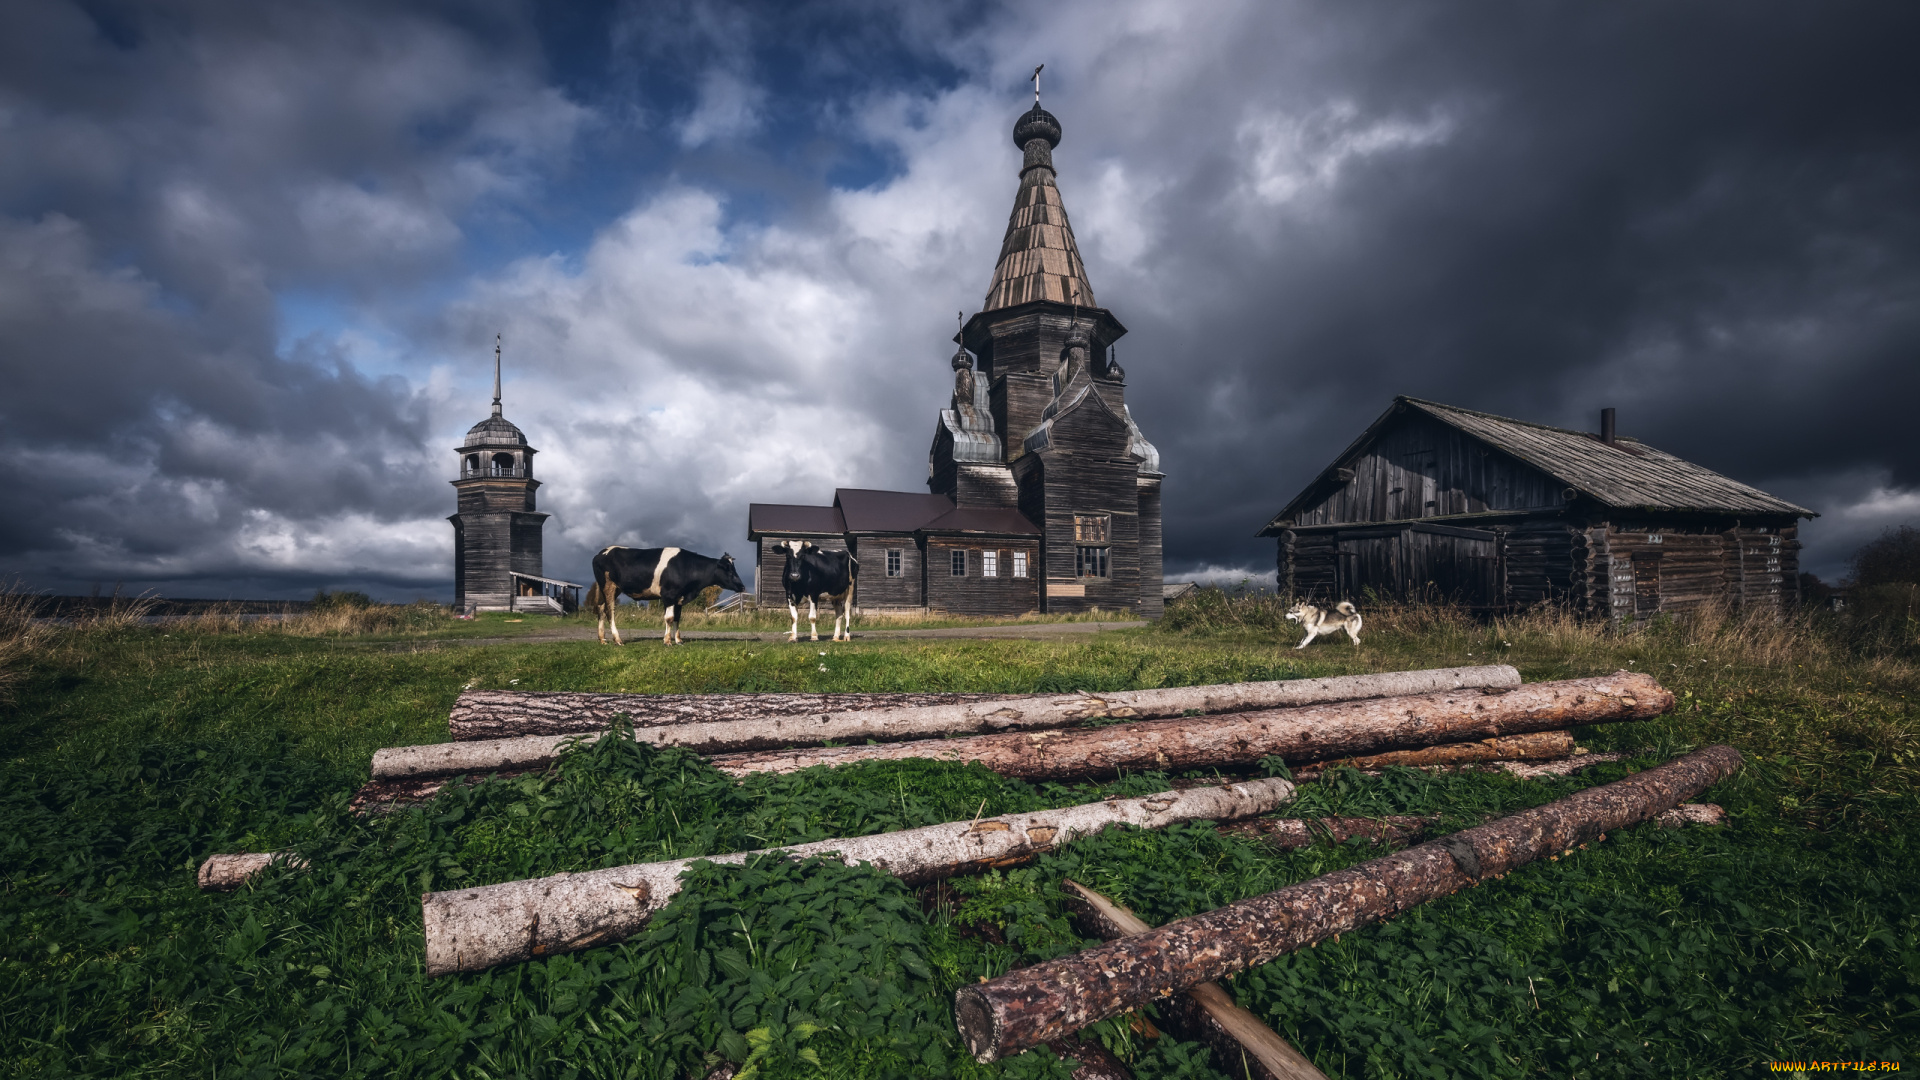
[951,745,1741,1063]
[1293,730,1572,774]
[450,690,1011,740]
[198,852,307,891]
[1656,802,1726,827]
[384,667,1523,782]
[1064,880,1328,1080]
[1216,815,1436,851]
[708,673,1671,782]
[422,777,1295,977]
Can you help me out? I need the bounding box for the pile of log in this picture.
[369,666,1523,788]
[951,745,1743,1064]
[420,777,1297,976]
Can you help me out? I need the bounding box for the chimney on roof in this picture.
[1600,407,1617,446]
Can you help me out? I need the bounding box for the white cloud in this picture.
[1237,100,1456,206]
[678,69,766,147]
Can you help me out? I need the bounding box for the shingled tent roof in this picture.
[1261,396,1814,533]
[982,105,1097,312]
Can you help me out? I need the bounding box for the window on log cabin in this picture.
[983,550,999,577]
[1012,551,1029,577]
[1076,545,1110,578]
[951,549,967,576]
[1633,553,1662,617]
[886,549,902,577]
[1074,515,1110,543]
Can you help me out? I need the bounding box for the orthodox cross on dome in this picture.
[1030,64,1043,105]
[491,333,504,418]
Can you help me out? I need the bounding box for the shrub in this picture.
[1849,524,1920,587]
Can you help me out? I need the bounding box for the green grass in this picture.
[1,604,1915,1078]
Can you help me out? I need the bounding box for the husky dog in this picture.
[1285,600,1362,649]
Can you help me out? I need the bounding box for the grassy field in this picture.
[1,593,1915,1078]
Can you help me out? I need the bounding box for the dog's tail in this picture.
[1335,601,1358,616]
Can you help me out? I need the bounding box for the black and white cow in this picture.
[591,546,745,645]
[776,540,856,642]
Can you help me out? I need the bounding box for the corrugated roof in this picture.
[1398,398,1813,516]
[834,489,957,533]
[747,503,846,537]
[919,506,1041,536]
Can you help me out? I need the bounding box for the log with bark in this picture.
[1064,880,1328,1080]
[708,673,1671,782]
[952,744,1742,1063]
[1286,730,1573,778]
[421,777,1295,977]
[379,667,1523,783]
[450,690,1012,741]
[1215,815,1436,851]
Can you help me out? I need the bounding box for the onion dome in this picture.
[463,415,528,448]
[1013,104,1062,150]
[952,343,974,370]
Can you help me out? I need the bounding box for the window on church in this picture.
[465,454,479,474]
[492,452,517,476]
[982,551,999,577]
[886,550,902,577]
[1076,546,1109,578]
[1074,515,1110,543]
[1012,551,1028,578]
[951,549,967,576]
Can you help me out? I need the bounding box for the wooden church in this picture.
[748,96,1165,616]
[1259,397,1815,622]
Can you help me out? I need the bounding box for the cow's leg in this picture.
[595,581,607,644]
[606,578,625,646]
[672,601,684,645]
[808,597,819,642]
[788,598,800,643]
[836,594,851,641]
[662,599,674,644]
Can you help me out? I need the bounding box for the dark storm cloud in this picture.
[1054,3,1920,581]
[2,0,1915,597]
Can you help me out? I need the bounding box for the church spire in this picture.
[981,91,1097,312]
[491,333,503,418]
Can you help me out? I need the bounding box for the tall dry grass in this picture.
[0,583,49,704]
[163,600,454,637]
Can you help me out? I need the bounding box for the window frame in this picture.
[982,550,999,577]
[1073,514,1111,544]
[1076,545,1110,578]
[1012,551,1028,578]
[886,549,902,577]
[950,549,967,577]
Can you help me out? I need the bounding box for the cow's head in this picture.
[716,553,745,593]
[782,540,817,581]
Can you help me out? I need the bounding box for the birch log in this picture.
[422,777,1295,977]
[450,690,1010,740]
[377,667,1522,781]
[953,745,1743,1063]
[1064,880,1328,1080]
[709,673,1670,781]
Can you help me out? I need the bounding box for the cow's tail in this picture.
[586,578,613,616]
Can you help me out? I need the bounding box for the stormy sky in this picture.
[2,0,1915,599]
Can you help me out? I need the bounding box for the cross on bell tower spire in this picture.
[1030,64,1043,105]
[491,333,503,418]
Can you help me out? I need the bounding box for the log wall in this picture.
[850,536,924,610]
[924,541,1041,616]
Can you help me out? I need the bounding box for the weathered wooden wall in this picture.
[851,536,925,610]
[924,541,1041,616]
[1137,476,1164,618]
[1293,414,1568,526]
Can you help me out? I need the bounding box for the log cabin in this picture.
[1258,397,1816,622]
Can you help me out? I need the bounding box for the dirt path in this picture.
[444,620,1149,648]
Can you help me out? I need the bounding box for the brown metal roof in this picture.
[1262,396,1814,532]
[833,489,957,533]
[747,503,846,537]
[919,506,1041,536]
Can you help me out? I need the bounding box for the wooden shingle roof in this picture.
[1261,396,1814,532]
[982,127,1096,312]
